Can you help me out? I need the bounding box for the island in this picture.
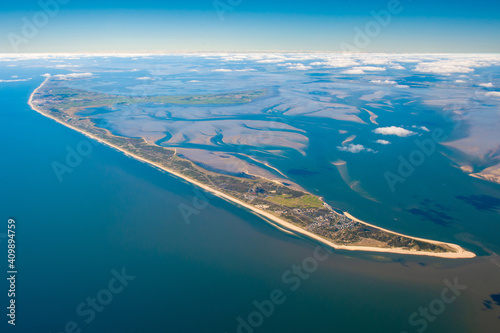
[29,76,476,258]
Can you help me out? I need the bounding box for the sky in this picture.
[0,0,499,53]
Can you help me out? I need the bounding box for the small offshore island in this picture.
[30,76,475,258]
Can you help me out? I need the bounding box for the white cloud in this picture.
[361,57,392,65]
[371,79,397,85]
[412,125,430,132]
[212,68,232,72]
[391,65,406,70]
[413,56,500,74]
[136,77,153,80]
[53,72,94,80]
[342,68,365,75]
[227,54,285,62]
[375,139,391,145]
[357,66,386,72]
[479,82,494,88]
[220,55,248,61]
[284,54,322,61]
[256,59,286,63]
[289,64,312,70]
[485,91,500,97]
[420,126,430,132]
[414,62,475,74]
[0,78,32,83]
[342,66,386,75]
[311,58,359,68]
[455,79,466,83]
[53,64,81,68]
[373,126,417,137]
[337,144,375,153]
[277,63,312,70]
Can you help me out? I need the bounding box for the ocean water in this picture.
[1,73,500,333]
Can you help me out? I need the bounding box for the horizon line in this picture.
[2,51,500,55]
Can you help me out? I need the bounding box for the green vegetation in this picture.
[267,194,323,208]
[45,85,266,109]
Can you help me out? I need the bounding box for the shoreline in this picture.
[28,78,475,259]
[343,213,475,258]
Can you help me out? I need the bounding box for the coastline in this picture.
[343,213,475,258]
[29,78,475,259]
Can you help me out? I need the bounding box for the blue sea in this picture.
[1,65,500,333]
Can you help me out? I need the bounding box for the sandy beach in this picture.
[29,78,475,259]
[343,213,475,258]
